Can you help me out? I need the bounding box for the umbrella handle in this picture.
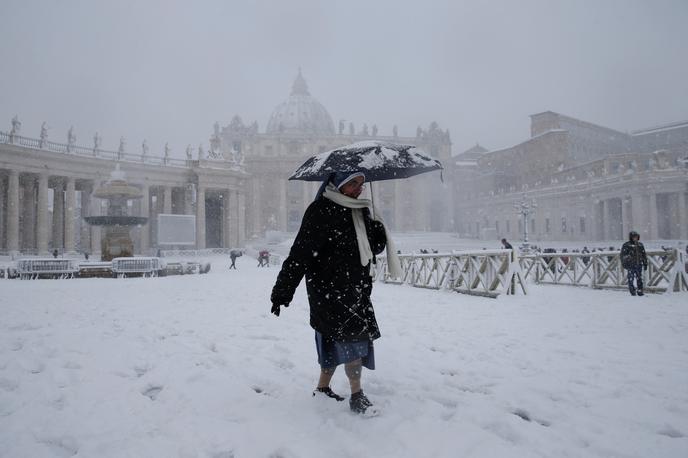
[370,181,375,219]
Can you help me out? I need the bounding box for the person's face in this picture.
[340,176,365,198]
[632,235,639,242]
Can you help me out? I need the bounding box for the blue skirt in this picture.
[315,331,375,370]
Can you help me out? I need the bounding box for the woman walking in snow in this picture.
[270,171,399,415]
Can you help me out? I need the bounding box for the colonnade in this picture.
[0,169,246,255]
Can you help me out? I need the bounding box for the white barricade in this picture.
[111,257,163,278]
[15,258,79,280]
[519,248,687,293]
[375,249,527,298]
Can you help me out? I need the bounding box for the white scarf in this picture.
[323,184,402,279]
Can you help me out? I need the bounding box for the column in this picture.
[394,180,405,231]
[278,180,287,231]
[23,178,36,250]
[302,181,310,214]
[630,194,644,238]
[621,196,632,240]
[7,170,19,253]
[601,199,609,241]
[64,177,76,253]
[36,173,49,254]
[140,185,150,253]
[223,190,231,248]
[678,191,687,240]
[231,189,239,247]
[648,192,658,240]
[52,181,65,249]
[196,187,206,249]
[90,184,101,258]
[252,178,262,236]
[163,186,172,214]
[237,191,246,246]
[80,185,92,253]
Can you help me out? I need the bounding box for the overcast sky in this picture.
[1,0,686,158]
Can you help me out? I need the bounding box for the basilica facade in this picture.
[210,70,453,237]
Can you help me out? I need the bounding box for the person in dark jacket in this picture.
[229,249,242,269]
[271,171,399,416]
[501,238,513,250]
[621,230,648,296]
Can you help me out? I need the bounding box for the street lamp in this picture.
[514,195,537,252]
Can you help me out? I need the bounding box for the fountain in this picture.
[84,164,148,261]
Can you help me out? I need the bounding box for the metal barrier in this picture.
[15,258,79,279]
[374,249,527,298]
[519,248,688,293]
[111,257,163,278]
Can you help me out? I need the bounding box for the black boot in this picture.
[313,386,344,401]
[629,288,636,296]
[637,290,644,296]
[349,391,374,414]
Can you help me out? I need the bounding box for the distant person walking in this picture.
[501,238,513,250]
[621,230,648,296]
[257,250,270,267]
[229,249,242,269]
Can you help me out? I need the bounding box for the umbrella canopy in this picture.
[289,141,443,182]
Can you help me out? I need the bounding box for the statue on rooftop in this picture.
[118,136,126,159]
[67,126,76,151]
[93,132,101,155]
[40,122,49,148]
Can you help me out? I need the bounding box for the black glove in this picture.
[643,264,648,271]
[271,302,288,316]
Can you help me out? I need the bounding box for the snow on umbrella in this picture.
[288,141,443,182]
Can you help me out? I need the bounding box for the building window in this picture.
[545,218,551,234]
[495,221,500,233]
[264,145,273,155]
[561,217,567,233]
[518,219,522,235]
[530,218,535,233]
[506,220,510,233]
[580,217,586,233]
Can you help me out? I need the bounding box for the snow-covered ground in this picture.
[1,258,687,457]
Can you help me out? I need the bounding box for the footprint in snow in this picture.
[658,425,684,438]
[512,408,551,427]
[36,435,79,457]
[141,385,164,400]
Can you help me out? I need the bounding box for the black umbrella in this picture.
[288,141,443,182]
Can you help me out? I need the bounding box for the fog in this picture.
[1,0,687,157]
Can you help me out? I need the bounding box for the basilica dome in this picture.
[266,70,335,136]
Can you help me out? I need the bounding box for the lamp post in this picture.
[514,196,537,252]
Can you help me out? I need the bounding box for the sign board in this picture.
[157,214,196,246]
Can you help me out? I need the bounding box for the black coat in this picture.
[271,196,387,341]
[621,241,647,269]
